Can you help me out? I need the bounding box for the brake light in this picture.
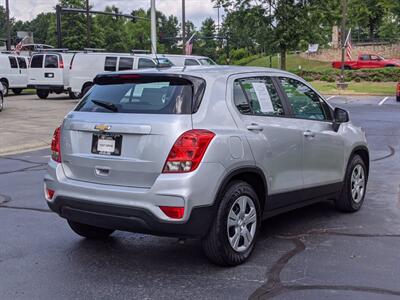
[159,206,185,219]
[46,188,55,200]
[163,129,215,173]
[59,58,64,69]
[51,126,61,163]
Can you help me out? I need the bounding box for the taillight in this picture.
[51,126,61,163]
[159,206,185,219]
[59,58,64,69]
[46,188,55,200]
[163,129,215,173]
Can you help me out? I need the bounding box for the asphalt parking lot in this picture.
[0,95,399,299]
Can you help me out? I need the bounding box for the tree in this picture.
[198,18,217,59]
[160,15,180,53]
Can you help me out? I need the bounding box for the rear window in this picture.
[118,57,134,71]
[75,76,206,114]
[17,57,27,69]
[9,56,18,68]
[104,57,117,71]
[45,55,58,68]
[31,55,43,68]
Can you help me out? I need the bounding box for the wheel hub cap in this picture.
[227,196,257,252]
[351,164,365,203]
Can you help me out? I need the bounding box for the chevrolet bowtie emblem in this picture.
[94,124,111,132]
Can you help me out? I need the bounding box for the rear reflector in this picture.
[159,206,185,219]
[163,129,215,173]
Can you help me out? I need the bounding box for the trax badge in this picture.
[94,124,111,132]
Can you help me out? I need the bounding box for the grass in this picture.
[310,81,397,96]
[242,54,331,71]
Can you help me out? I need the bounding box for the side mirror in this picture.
[333,107,349,132]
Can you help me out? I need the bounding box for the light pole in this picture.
[150,0,157,54]
[339,0,348,88]
[86,0,90,48]
[182,0,186,54]
[5,0,11,50]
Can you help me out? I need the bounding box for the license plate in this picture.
[91,134,122,156]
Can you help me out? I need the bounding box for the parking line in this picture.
[378,97,389,106]
[326,96,335,100]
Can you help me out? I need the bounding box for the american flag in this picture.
[14,36,28,55]
[345,30,353,61]
[185,33,195,55]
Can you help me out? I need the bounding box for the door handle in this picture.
[247,123,263,132]
[303,130,315,138]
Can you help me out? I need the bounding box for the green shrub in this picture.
[231,48,249,61]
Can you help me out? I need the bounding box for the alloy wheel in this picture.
[351,164,365,203]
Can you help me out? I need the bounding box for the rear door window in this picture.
[76,76,205,114]
[17,57,27,69]
[138,58,156,69]
[104,57,118,71]
[185,59,200,66]
[30,55,44,68]
[45,55,58,68]
[234,77,285,116]
[8,56,18,68]
[118,57,134,71]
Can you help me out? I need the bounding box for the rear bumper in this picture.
[28,84,65,91]
[47,197,216,238]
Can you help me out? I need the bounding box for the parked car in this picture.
[332,53,400,70]
[0,81,4,111]
[163,54,217,66]
[69,53,170,97]
[44,66,369,266]
[28,52,78,99]
[397,82,400,102]
[0,53,29,95]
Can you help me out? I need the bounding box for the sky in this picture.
[9,0,225,28]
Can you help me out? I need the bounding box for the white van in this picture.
[28,52,77,99]
[162,54,217,67]
[0,54,29,95]
[69,53,166,96]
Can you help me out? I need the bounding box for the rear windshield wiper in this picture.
[91,100,119,112]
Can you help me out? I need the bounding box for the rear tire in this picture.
[202,180,260,266]
[335,155,367,212]
[397,96,400,102]
[36,89,49,99]
[68,90,81,99]
[81,83,93,98]
[12,88,23,95]
[1,80,9,96]
[0,94,4,111]
[67,220,115,239]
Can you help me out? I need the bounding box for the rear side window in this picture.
[118,57,134,71]
[199,58,216,65]
[138,58,156,69]
[104,57,117,71]
[17,57,27,69]
[8,57,18,68]
[31,55,44,68]
[76,76,205,114]
[185,59,200,66]
[234,77,285,116]
[45,55,58,68]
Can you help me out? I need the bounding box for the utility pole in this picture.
[182,0,186,54]
[339,0,348,87]
[150,0,157,54]
[5,0,11,50]
[86,0,90,48]
[213,4,221,33]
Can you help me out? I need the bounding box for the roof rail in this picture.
[36,48,70,53]
[83,48,107,53]
[131,49,150,55]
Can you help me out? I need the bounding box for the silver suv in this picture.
[44,66,369,266]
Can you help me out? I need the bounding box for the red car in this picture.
[332,53,400,70]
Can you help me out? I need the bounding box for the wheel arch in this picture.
[81,81,93,94]
[0,78,9,85]
[349,145,370,177]
[214,166,268,213]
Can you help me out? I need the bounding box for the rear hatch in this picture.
[61,73,206,188]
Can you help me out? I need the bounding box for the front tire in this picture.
[335,155,367,212]
[67,220,115,239]
[202,181,260,266]
[36,89,49,99]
